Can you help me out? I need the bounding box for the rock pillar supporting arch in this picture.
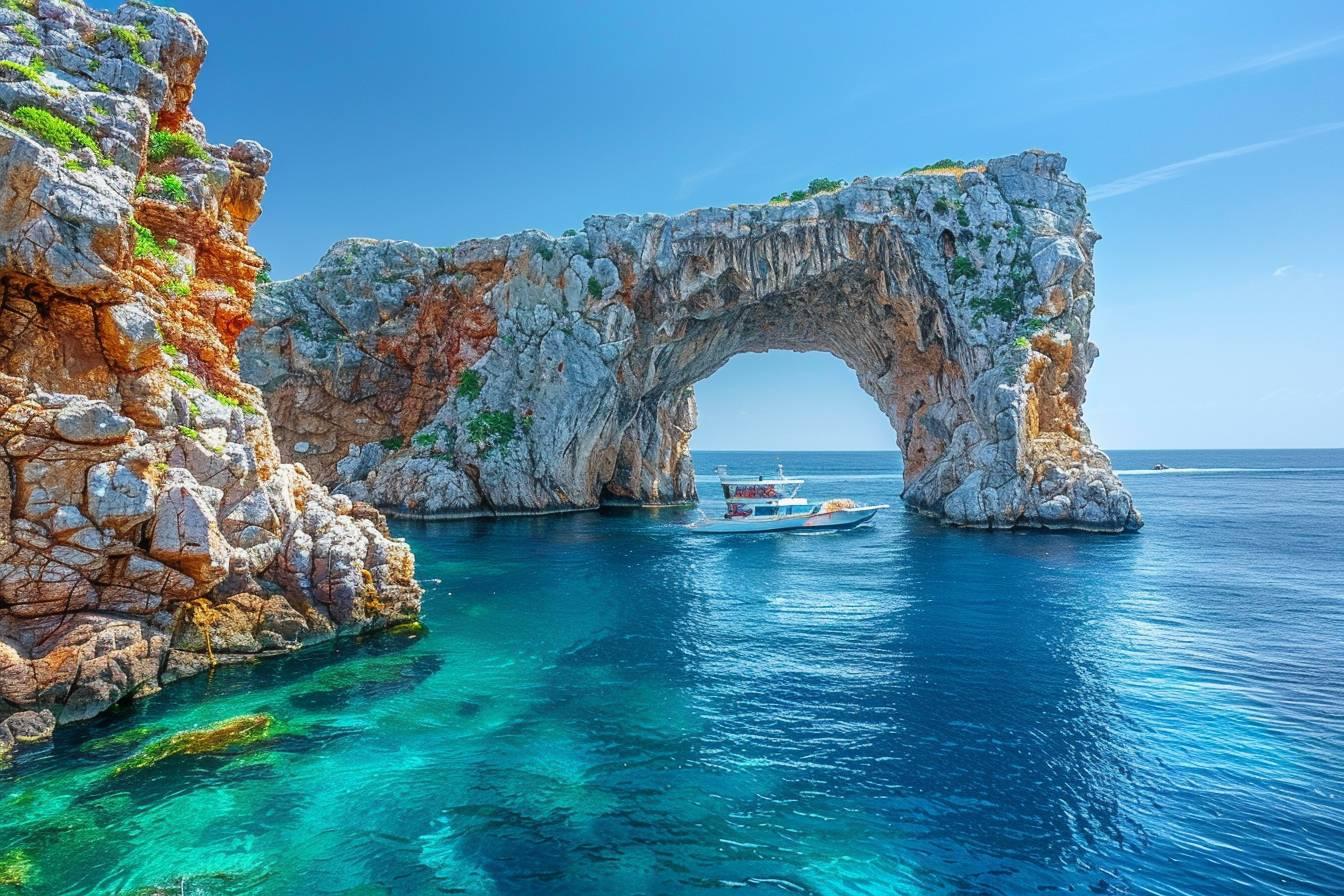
[241,150,1140,532]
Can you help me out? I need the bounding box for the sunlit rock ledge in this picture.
[242,151,1140,534]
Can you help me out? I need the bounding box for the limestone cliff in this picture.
[242,152,1140,533]
[0,0,420,755]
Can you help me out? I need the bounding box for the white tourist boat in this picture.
[688,465,889,534]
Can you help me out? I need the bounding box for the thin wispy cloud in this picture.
[1271,264,1327,281]
[1222,32,1344,78]
[1091,121,1344,200]
[1092,32,1344,103]
[678,150,750,197]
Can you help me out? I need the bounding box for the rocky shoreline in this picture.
[0,0,420,755]
[3,0,1142,760]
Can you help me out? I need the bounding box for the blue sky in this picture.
[108,0,1343,449]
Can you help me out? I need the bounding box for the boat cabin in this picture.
[716,464,802,500]
[715,465,814,519]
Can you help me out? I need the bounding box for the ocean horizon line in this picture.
[692,446,1344,452]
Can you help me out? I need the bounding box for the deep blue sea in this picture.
[3,449,1342,895]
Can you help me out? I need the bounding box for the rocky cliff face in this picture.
[0,0,420,755]
[242,152,1140,533]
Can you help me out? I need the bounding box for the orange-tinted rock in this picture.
[0,0,420,749]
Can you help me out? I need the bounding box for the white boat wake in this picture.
[1115,467,1344,476]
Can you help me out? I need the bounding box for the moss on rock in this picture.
[0,849,33,888]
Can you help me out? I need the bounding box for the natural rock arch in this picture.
[241,151,1140,532]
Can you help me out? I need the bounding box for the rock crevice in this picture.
[242,151,1140,533]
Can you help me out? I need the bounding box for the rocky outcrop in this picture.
[1,0,419,754]
[242,153,1140,533]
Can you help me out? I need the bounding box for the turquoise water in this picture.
[3,449,1343,895]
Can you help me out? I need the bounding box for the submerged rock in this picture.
[0,710,55,758]
[242,153,1140,532]
[0,2,421,748]
[114,713,275,774]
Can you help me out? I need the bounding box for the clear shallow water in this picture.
[3,449,1343,895]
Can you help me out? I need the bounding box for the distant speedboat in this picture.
[687,465,888,534]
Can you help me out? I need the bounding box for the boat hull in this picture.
[688,505,888,534]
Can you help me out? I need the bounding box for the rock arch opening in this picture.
[593,238,967,515]
[689,351,894,452]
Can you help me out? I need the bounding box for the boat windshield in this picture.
[725,483,782,499]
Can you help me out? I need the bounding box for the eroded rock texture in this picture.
[243,152,1140,534]
[0,0,419,753]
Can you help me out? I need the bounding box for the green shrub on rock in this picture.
[0,57,51,93]
[950,255,977,281]
[455,368,482,401]
[466,409,517,455]
[131,219,177,264]
[14,22,40,48]
[807,177,844,194]
[169,368,201,389]
[12,105,103,160]
[159,173,187,202]
[102,23,151,66]
[148,128,208,162]
[768,177,847,205]
[160,278,190,298]
[904,158,967,174]
[969,291,1020,323]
